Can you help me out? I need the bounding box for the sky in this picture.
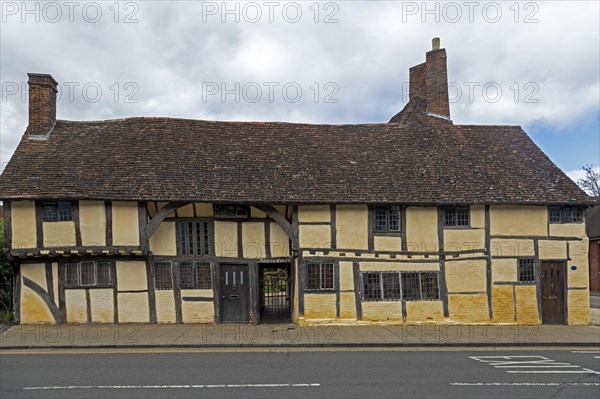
[1,0,599,185]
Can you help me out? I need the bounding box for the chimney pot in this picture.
[432,37,440,50]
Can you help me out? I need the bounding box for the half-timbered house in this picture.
[0,39,592,325]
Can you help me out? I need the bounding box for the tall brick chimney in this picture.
[27,73,58,138]
[409,38,450,119]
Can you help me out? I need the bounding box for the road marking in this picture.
[507,369,600,374]
[451,382,600,386]
[469,355,600,374]
[24,383,321,391]
[571,351,600,354]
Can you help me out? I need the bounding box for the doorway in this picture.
[259,264,291,323]
[541,261,566,324]
[220,264,249,323]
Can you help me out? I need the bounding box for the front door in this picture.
[541,261,566,324]
[220,264,249,323]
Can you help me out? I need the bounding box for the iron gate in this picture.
[259,265,291,323]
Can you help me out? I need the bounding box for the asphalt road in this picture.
[1,348,599,399]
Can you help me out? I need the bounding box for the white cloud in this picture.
[566,166,600,184]
[1,1,599,168]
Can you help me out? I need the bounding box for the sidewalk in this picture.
[1,323,599,349]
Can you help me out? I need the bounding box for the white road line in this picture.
[507,369,600,374]
[451,383,600,386]
[494,365,580,368]
[24,383,321,391]
[571,351,600,354]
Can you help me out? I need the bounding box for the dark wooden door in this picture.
[541,261,565,324]
[220,264,249,323]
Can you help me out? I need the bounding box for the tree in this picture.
[576,164,600,197]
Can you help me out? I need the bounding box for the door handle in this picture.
[543,295,558,300]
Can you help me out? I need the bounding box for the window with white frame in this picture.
[362,271,440,301]
[443,206,470,227]
[41,201,73,222]
[548,206,584,224]
[64,260,112,287]
[306,262,335,291]
[373,205,401,232]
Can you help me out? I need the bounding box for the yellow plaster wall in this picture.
[448,294,489,322]
[176,204,195,217]
[89,289,114,323]
[195,203,214,217]
[65,289,87,323]
[182,301,214,323]
[339,261,354,291]
[298,205,330,223]
[492,258,517,282]
[359,262,439,272]
[492,285,515,323]
[116,261,147,291]
[242,222,266,259]
[445,259,487,293]
[304,293,337,319]
[20,285,54,323]
[406,301,444,322]
[471,205,485,229]
[149,222,177,256]
[299,224,331,248]
[250,206,267,218]
[155,290,176,323]
[11,201,36,249]
[374,236,402,251]
[270,223,290,258]
[79,201,106,246]
[515,285,540,324]
[43,222,76,247]
[549,223,586,238]
[156,202,175,218]
[21,263,46,290]
[112,201,140,246]
[406,207,438,252]
[444,229,485,250]
[118,293,150,323]
[538,240,568,260]
[52,263,58,305]
[361,301,403,322]
[567,290,590,325]
[336,205,368,250]
[339,292,356,319]
[490,206,547,236]
[214,221,238,257]
[490,239,535,258]
[567,240,589,288]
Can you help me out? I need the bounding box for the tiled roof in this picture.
[0,99,591,204]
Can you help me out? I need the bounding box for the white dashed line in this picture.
[451,382,600,386]
[24,383,321,391]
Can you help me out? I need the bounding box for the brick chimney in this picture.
[409,38,450,119]
[27,73,58,138]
